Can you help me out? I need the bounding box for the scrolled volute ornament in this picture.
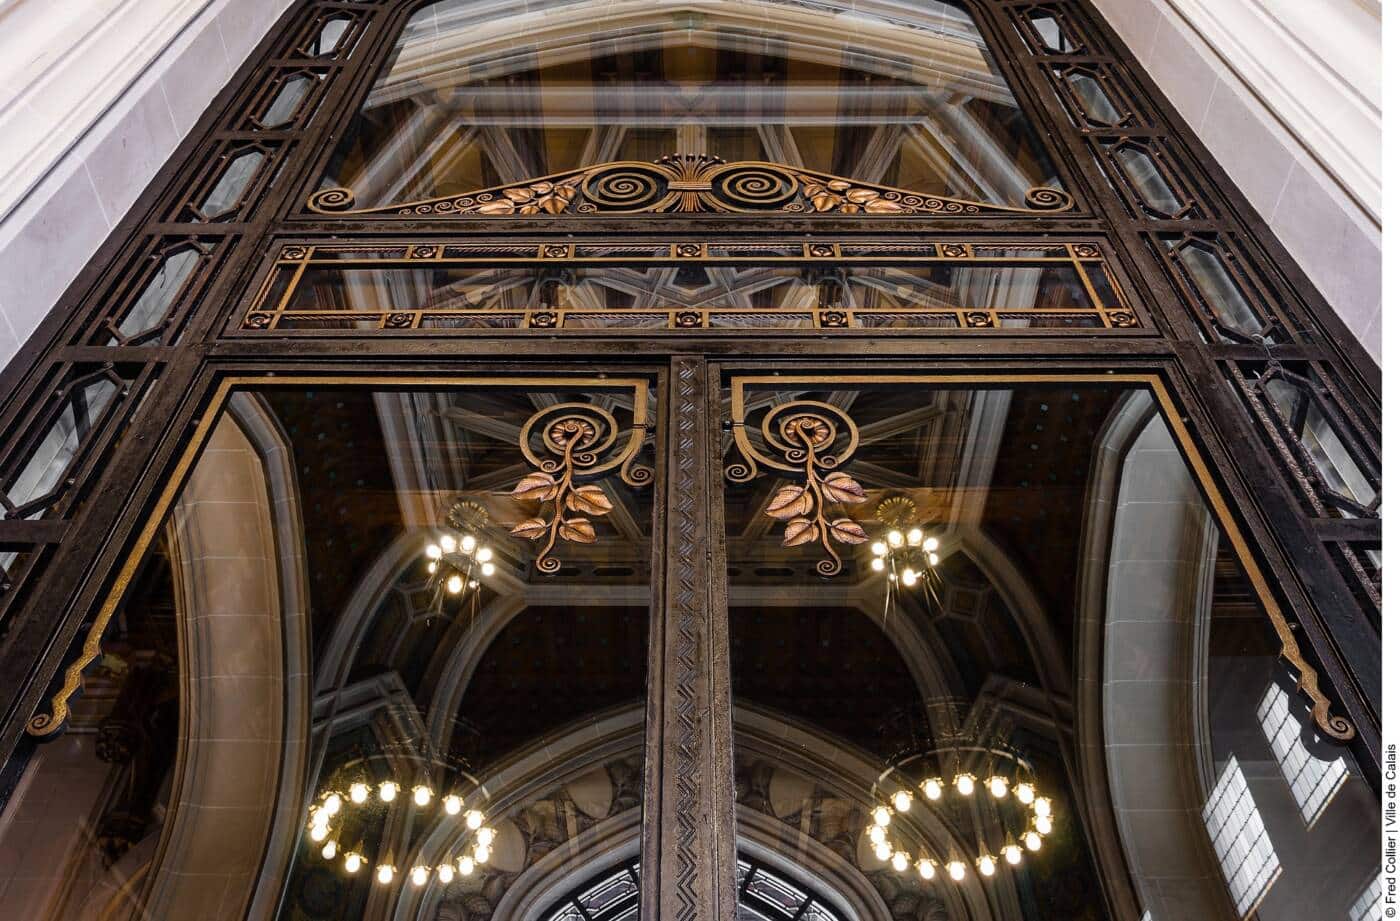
[509,403,652,574]
[729,400,868,576]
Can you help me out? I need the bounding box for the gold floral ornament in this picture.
[729,399,868,575]
[475,178,580,215]
[799,177,904,214]
[508,403,652,574]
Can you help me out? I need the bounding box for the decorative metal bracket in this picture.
[508,402,653,573]
[308,155,1074,217]
[726,398,868,575]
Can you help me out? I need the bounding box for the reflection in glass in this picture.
[198,149,264,218]
[1028,11,1075,53]
[1174,239,1270,338]
[260,74,315,127]
[321,0,1061,207]
[1263,374,1377,513]
[1112,144,1183,216]
[0,383,654,920]
[4,373,118,517]
[1350,873,1383,921]
[1064,70,1122,125]
[309,16,351,56]
[114,246,201,340]
[722,379,1379,921]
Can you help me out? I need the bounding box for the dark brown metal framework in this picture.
[0,0,1380,917]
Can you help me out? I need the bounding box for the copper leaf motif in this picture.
[510,518,550,540]
[765,484,814,520]
[782,517,819,547]
[820,472,866,504]
[829,517,869,545]
[503,187,535,203]
[864,198,904,214]
[477,199,516,215]
[512,471,559,501]
[559,517,597,544]
[566,484,614,515]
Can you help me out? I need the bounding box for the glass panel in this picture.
[198,149,264,218]
[0,382,655,919]
[309,16,351,56]
[322,0,1061,207]
[113,247,201,340]
[722,379,1379,921]
[1263,375,1377,511]
[1064,70,1122,125]
[1112,144,1183,215]
[260,74,315,127]
[4,374,118,517]
[1175,240,1270,338]
[274,263,1098,313]
[1028,11,1075,53]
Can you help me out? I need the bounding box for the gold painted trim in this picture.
[307,156,1074,218]
[27,374,653,738]
[728,372,1354,743]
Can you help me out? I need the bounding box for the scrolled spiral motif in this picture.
[510,402,652,573]
[710,164,801,210]
[307,187,357,213]
[581,164,671,212]
[1023,186,1073,212]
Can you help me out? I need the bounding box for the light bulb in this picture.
[379,781,398,802]
[344,852,363,873]
[901,567,917,587]
[411,865,429,887]
[874,841,893,862]
[446,574,465,594]
[439,534,457,553]
[871,557,886,572]
[1003,844,1023,866]
[480,563,496,577]
[887,530,904,548]
[438,864,455,884]
[921,778,943,801]
[892,790,913,812]
[466,810,485,830]
[1024,831,1043,852]
[474,843,491,864]
[475,827,495,847]
[349,782,369,804]
[413,785,433,807]
[376,865,395,884]
[427,560,439,574]
[443,794,463,815]
[468,579,480,590]
[321,840,337,860]
[917,858,936,880]
[1034,814,1052,835]
[1014,783,1035,804]
[475,546,492,563]
[955,773,976,796]
[311,807,330,828]
[310,824,329,842]
[926,552,939,566]
[456,856,475,876]
[907,528,923,545]
[459,534,477,552]
[872,806,892,827]
[922,536,939,552]
[868,825,887,845]
[426,544,443,560]
[987,776,1009,799]
[978,855,996,877]
[323,793,342,816]
[872,541,888,557]
[892,851,910,873]
[948,861,966,881]
[1034,797,1052,817]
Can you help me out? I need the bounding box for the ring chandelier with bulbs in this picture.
[865,497,943,613]
[424,499,498,603]
[306,778,498,888]
[864,762,1055,883]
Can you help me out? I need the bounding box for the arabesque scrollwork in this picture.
[307,155,1074,218]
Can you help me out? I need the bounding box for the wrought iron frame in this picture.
[0,1,1380,920]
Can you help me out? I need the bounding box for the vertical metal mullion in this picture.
[641,355,737,921]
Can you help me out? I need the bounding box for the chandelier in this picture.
[866,496,942,609]
[424,499,498,603]
[306,758,499,887]
[864,741,1054,883]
